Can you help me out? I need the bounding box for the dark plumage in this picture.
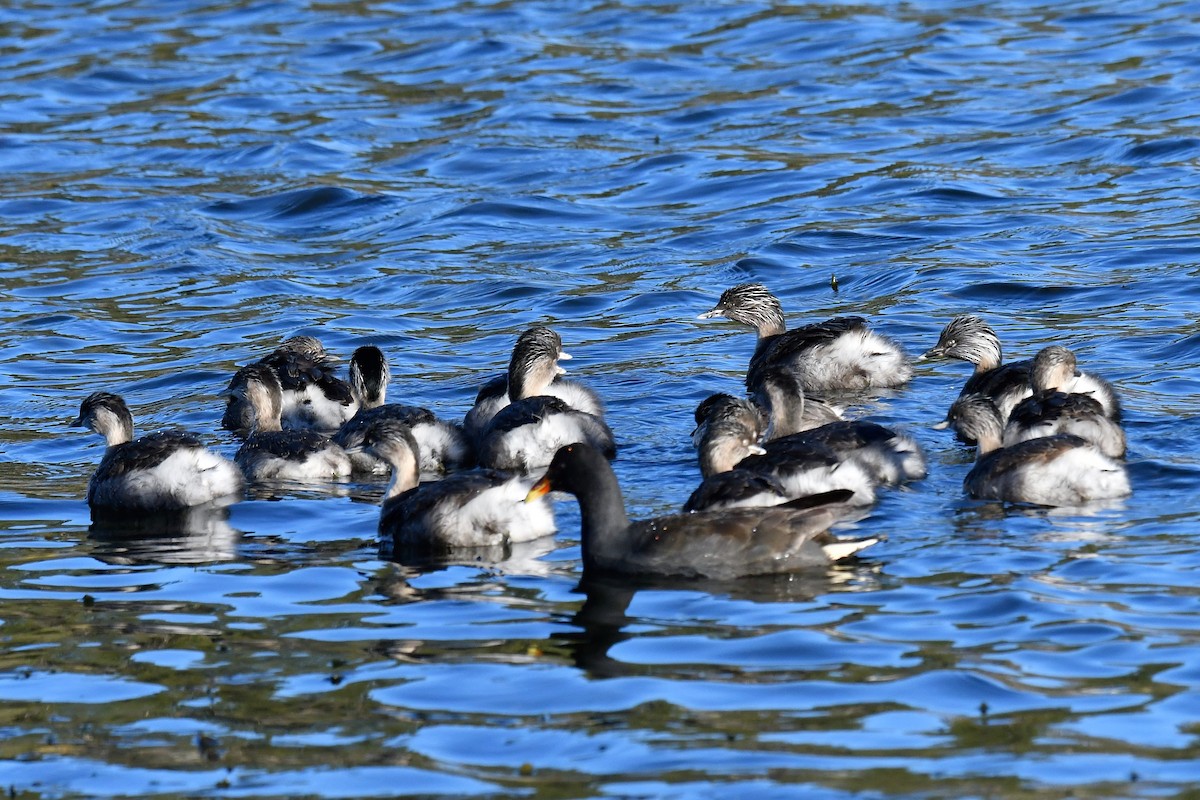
[699,283,912,394]
[73,392,243,513]
[348,344,390,407]
[960,361,1034,410]
[335,345,474,475]
[527,443,876,579]
[226,364,352,481]
[355,418,556,553]
[477,395,616,473]
[938,395,1130,506]
[463,326,603,445]
[683,470,789,513]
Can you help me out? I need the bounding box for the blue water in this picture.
[3,0,1200,796]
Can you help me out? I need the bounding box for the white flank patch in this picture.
[776,460,877,506]
[800,329,911,391]
[304,387,359,432]
[98,448,242,510]
[464,394,508,441]
[547,381,605,416]
[821,537,880,562]
[1070,373,1121,418]
[1001,445,1130,506]
[486,413,606,472]
[413,422,472,474]
[995,387,1034,422]
[246,446,353,481]
[851,431,928,485]
[1005,415,1126,459]
[420,477,557,548]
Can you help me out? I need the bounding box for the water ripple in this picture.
[2,0,1200,797]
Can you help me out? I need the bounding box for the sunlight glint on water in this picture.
[2,1,1200,797]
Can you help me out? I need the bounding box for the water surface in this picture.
[3,0,1200,797]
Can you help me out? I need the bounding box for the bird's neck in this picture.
[382,455,420,500]
[100,424,132,448]
[765,396,805,439]
[972,357,999,374]
[574,466,632,568]
[971,339,1003,373]
[974,429,1003,456]
[509,362,556,401]
[755,319,786,339]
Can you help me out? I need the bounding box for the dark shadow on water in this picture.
[378,535,560,577]
[561,567,878,680]
[88,503,242,565]
[201,186,393,225]
[244,478,356,502]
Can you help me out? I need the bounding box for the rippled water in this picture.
[3,0,1200,796]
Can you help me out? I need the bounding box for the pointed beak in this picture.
[747,444,767,456]
[558,350,573,361]
[917,346,944,362]
[70,415,85,428]
[525,476,552,503]
[697,308,724,320]
[932,419,951,430]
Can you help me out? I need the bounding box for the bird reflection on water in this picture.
[88,502,242,565]
[560,566,882,680]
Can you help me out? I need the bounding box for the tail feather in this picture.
[822,537,880,562]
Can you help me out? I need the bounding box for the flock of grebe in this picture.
[72,283,1130,578]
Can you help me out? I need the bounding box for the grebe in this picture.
[462,326,603,445]
[357,418,555,553]
[699,283,911,394]
[73,392,243,513]
[754,366,926,485]
[226,364,353,481]
[1002,345,1126,458]
[334,345,473,475]
[223,335,358,436]
[939,395,1130,506]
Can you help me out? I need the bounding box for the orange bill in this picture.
[524,477,551,503]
